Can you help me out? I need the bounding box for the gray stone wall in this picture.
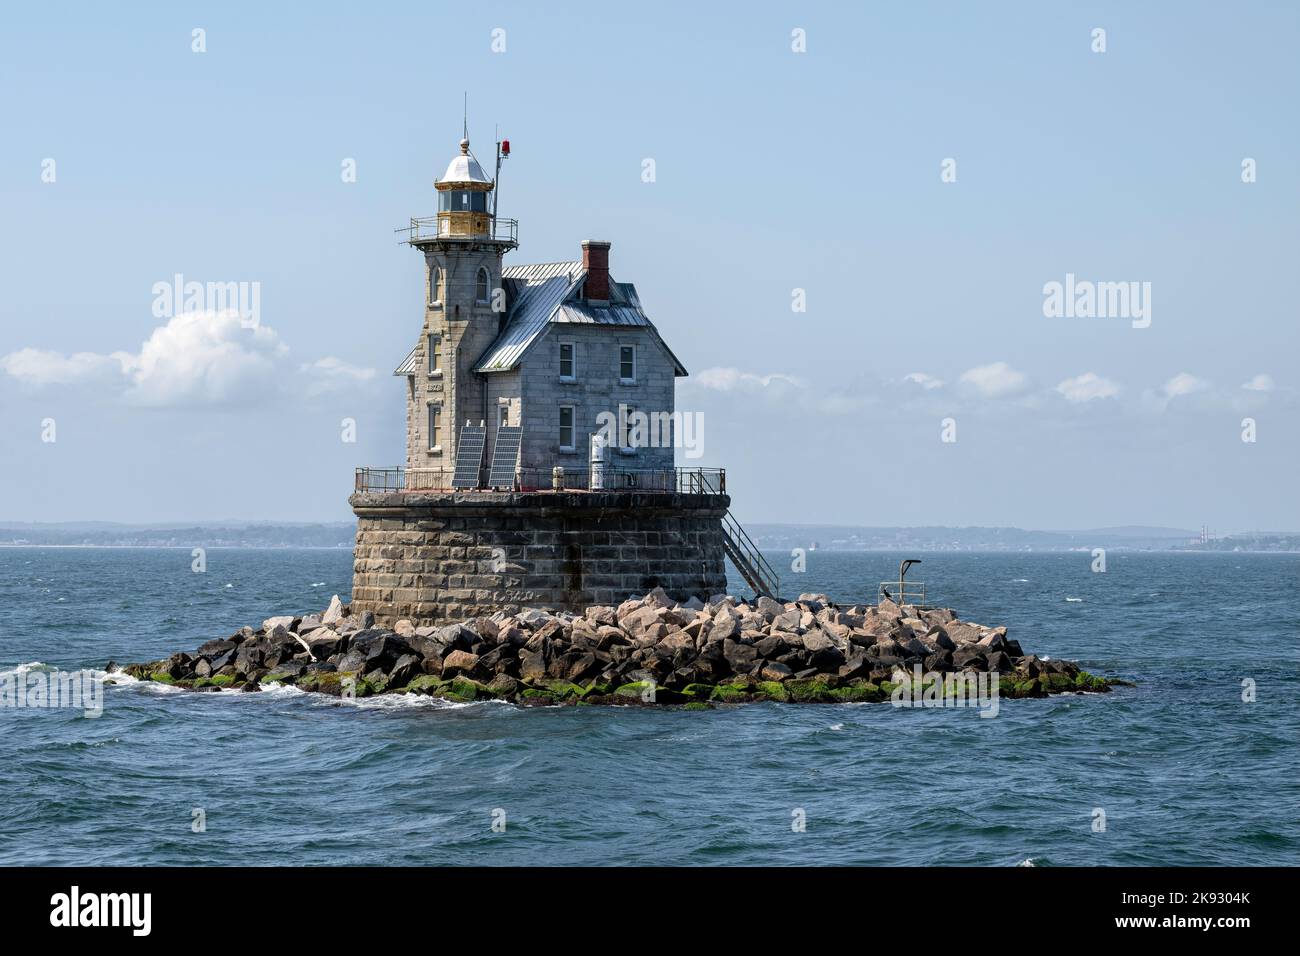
[404,241,508,471]
[516,324,678,472]
[349,490,729,624]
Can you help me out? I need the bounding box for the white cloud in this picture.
[1056,372,1120,403]
[1241,373,1274,392]
[957,361,1029,398]
[2,311,291,406]
[0,348,129,386]
[693,367,803,391]
[299,356,378,396]
[1162,372,1206,399]
[903,372,944,390]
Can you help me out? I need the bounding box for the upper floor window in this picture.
[559,341,575,380]
[476,267,490,304]
[428,266,441,304]
[619,345,636,383]
[427,333,441,375]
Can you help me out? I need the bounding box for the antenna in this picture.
[493,124,510,221]
[462,92,468,140]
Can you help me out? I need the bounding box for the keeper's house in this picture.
[349,134,777,623]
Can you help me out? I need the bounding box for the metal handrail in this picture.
[355,465,726,494]
[722,511,781,597]
[397,216,519,245]
[878,582,927,606]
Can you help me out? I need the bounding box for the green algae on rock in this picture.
[113,589,1125,709]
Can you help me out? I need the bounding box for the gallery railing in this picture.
[355,465,725,495]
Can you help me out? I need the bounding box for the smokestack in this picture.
[582,240,610,304]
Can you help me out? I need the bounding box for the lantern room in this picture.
[434,138,494,238]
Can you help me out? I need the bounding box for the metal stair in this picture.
[719,510,781,599]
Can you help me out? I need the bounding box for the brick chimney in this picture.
[582,240,611,304]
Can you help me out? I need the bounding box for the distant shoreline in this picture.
[1,543,1296,555]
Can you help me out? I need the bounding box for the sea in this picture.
[1,547,1296,866]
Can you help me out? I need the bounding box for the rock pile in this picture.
[114,590,1114,706]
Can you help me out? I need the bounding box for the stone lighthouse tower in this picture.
[399,136,517,472]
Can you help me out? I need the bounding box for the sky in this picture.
[1,1,1297,530]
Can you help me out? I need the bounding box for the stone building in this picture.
[348,134,778,623]
[393,137,686,482]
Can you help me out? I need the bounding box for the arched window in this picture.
[428,266,441,304]
[475,267,490,304]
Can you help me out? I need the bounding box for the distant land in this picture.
[2,521,1298,552]
[0,521,354,549]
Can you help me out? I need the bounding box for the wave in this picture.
[1065,597,1084,603]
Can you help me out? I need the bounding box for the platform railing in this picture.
[397,216,519,245]
[354,465,725,494]
[878,582,928,607]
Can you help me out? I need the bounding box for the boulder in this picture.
[441,649,481,678]
[800,629,834,654]
[621,605,664,640]
[394,619,416,638]
[262,615,296,635]
[585,605,617,626]
[760,661,794,682]
[303,629,344,660]
[387,654,422,688]
[722,638,758,671]
[321,594,346,625]
[352,631,414,671]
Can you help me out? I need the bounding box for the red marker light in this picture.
[501,139,510,156]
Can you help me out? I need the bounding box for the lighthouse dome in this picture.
[437,138,492,185]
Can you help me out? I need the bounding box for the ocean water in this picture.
[1,546,1297,867]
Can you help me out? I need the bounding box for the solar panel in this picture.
[487,426,523,489]
[452,424,487,489]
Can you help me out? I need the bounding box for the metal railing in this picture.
[683,466,780,598]
[355,465,725,494]
[878,582,928,607]
[397,216,519,245]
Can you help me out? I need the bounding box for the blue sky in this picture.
[1,1,1297,529]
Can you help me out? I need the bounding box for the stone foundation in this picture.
[349,490,730,624]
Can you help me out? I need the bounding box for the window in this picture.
[428,266,441,304]
[498,404,510,429]
[558,406,575,451]
[427,405,442,451]
[476,268,490,304]
[619,345,636,382]
[438,190,488,212]
[559,341,575,380]
[426,334,441,375]
[620,404,639,454]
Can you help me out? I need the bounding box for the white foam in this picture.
[1065,597,1084,603]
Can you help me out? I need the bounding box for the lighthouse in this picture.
[397,136,518,471]
[352,130,780,624]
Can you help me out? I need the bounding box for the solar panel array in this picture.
[487,426,523,489]
[451,424,487,489]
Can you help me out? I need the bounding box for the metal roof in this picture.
[473,261,584,372]
[437,139,492,185]
[393,344,419,376]
[473,265,687,376]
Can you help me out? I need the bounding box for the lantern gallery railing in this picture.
[355,465,725,495]
[396,216,519,245]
